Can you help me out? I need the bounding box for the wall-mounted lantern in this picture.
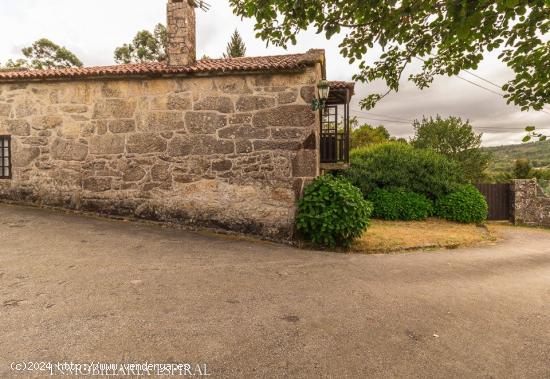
[311,79,330,111]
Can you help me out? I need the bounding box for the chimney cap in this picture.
[170,0,211,11]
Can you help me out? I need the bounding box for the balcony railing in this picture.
[320,131,348,164]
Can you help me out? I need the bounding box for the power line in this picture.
[456,75,506,97]
[349,59,550,130]
[454,76,550,116]
[351,114,549,131]
[461,68,550,115]
[461,70,502,90]
[351,115,550,133]
[477,128,550,135]
[353,115,411,125]
[350,109,414,123]
[414,56,550,116]
[349,67,550,130]
[476,128,550,132]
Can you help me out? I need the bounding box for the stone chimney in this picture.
[167,0,196,66]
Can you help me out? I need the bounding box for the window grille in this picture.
[0,135,11,179]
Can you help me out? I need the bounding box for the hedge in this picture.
[342,143,463,199]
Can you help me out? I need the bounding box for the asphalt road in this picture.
[1,204,549,378]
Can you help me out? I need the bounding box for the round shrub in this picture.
[368,188,433,221]
[342,143,463,199]
[296,175,373,248]
[435,184,488,223]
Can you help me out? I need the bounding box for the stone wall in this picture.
[511,179,550,228]
[0,69,322,240]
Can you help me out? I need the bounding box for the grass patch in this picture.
[352,218,499,254]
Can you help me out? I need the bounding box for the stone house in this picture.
[0,0,354,241]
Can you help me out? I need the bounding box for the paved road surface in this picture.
[1,204,549,378]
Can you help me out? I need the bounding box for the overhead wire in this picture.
[350,110,414,123]
[347,57,550,133]
[414,56,550,116]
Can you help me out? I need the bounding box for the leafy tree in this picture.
[114,24,167,64]
[513,158,533,179]
[228,1,550,112]
[223,29,247,58]
[1,59,28,70]
[411,116,491,182]
[2,38,82,69]
[351,122,390,149]
[489,158,550,183]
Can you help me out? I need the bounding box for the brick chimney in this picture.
[167,0,196,66]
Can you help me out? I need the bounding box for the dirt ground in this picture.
[1,204,550,378]
[353,218,499,253]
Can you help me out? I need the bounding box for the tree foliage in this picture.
[351,121,391,149]
[2,38,82,69]
[489,157,550,184]
[513,158,534,179]
[224,29,247,58]
[411,115,491,182]
[523,126,548,143]
[228,1,550,111]
[114,24,167,64]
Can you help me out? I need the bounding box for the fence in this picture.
[475,183,512,221]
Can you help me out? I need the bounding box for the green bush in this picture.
[343,143,463,199]
[435,184,488,223]
[368,188,433,221]
[296,175,373,248]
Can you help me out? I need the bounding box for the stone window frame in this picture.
[0,135,11,179]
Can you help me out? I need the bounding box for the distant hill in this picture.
[483,140,550,173]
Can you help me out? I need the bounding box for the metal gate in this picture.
[475,183,512,220]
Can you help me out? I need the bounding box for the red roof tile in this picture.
[0,50,324,82]
[329,81,355,95]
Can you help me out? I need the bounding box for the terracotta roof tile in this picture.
[329,81,355,95]
[0,50,324,82]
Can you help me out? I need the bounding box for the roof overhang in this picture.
[0,49,326,84]
[327,81,355,104]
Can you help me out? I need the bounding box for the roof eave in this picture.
[0,66,313,84]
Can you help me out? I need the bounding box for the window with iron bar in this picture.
[0,135,12,179]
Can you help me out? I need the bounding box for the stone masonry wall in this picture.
[0,69,322,240]
[511,179,550,228]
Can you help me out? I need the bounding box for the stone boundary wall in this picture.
[511,179,550,228]
[0,68,322,241]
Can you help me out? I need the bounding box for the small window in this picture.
[0,135,11,179]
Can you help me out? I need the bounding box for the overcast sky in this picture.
[1,0,548,146]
